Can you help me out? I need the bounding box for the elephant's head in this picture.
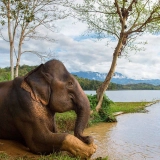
[21,59,93,144]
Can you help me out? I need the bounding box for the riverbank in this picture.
[110,100,160,115]
[86,101,160,159]
[0,101,157,160]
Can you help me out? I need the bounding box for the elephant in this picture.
[0,59,96,158]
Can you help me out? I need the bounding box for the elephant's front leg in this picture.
[29,132,96,158]
[18,123,96,158]
[61,134,97,158]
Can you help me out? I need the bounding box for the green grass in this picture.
[0,152,81,160]
[55,111,76,132]
[0,152,108,160]
[38,152,81,160]
[0,152,10,159]
[109,101,151,114]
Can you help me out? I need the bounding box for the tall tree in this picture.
[71,0,160,111]
[0,0,68,79]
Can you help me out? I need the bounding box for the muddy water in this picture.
[85,103,160,160]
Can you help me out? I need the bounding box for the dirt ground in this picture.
[0,139,39,159]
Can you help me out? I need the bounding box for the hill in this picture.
[72,71,160,86]
[0,65,160,90]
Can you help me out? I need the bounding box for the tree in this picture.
[71,0,160,111]
[0,0,68,79]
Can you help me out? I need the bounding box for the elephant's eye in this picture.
[68,81,73,88]
[68,81,73,86]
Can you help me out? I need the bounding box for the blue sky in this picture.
[0,18,160,80]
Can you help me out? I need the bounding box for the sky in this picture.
[0,17,160,80]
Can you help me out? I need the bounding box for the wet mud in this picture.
[0,139,39,159]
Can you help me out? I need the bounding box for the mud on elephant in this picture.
[0,59,96,158]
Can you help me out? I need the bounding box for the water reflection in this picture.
[85,103,160,160]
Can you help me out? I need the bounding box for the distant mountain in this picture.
[72,71,160,86]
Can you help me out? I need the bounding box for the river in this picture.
[84,97,160,159]
[85,90,160,102]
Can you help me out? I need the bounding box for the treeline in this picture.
[74,75,120,90]
[119,83,160,90]
[0,65,37,82]
[75,76,160,90]
[0,65,160,90]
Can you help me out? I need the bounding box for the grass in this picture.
[0,152,108,160]
[38,152,81,160]
[0,152,80,160]
[109,101,151,114]
[0,152,10,159]
[55,111,76,132]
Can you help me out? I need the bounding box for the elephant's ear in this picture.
[21,64,51,106]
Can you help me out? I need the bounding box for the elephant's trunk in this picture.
[74,90,93,145]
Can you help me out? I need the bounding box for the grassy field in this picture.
[0,151,108,160]
[0,151,82,160]
[0,101,153,160]
[109,101,151,114]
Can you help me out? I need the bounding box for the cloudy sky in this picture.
[0,17,160,80]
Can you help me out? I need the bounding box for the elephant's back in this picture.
[0,80,13,105]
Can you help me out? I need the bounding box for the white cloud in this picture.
[0,19,160,80]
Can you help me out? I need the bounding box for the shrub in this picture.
[87,94,116,123]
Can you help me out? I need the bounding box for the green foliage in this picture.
[0,152,10,159]
[18,65,37,76]
[55,111,76,132]
[72,0,160,55]
[109,101,151,114]
[38,152,81,160]
[74,75,102,90]
[0,68,11,81]
[0,65,36,82]
[74,75,123,90]
[87,94,116,123]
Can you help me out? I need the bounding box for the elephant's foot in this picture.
[61,134,96,158]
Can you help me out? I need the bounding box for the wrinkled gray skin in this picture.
[0,59,93,154]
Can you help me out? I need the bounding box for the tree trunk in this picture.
[7,0,14,80]
[96,35,124,112]
[15,44,22,77]
[10,42,14,80]
[15,33,24,77]
[15,57,20,78]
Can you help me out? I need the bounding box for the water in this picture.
[85,90,160,102]
[85,102,160,160]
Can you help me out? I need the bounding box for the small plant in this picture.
[38,152,81,160]
[87,94,116,123]
[55,111,76,132]
[0,152,10,159]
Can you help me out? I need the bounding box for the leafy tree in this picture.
[71,0,160,111]
[0,0,68,79]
